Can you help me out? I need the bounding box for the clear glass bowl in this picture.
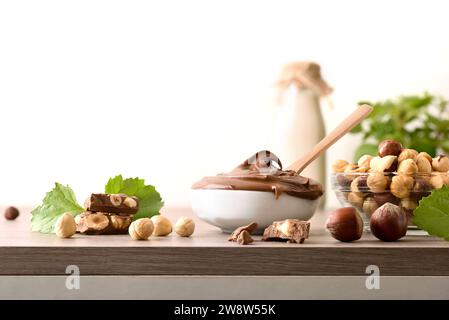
[331,172,448,232]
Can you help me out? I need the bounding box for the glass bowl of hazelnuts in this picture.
[331,139,449,231]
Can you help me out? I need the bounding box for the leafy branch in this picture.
[351,93,449,161]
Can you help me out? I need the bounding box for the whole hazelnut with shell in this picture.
[378,140,403,157]
[326,207,363,242]
[370,203,408,242]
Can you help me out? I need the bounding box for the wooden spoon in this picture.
[287,104,373,173]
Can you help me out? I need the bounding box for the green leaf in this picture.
[31,183,84,233]
[413,186,449,241]
[105,175,163,220]
[353,143,378,162]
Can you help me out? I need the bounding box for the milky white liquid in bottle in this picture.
[270,62,332,207]
[272,86,325,185]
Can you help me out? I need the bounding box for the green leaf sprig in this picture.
[351,93,449,161]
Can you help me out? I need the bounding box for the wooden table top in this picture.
[1,206,448,276]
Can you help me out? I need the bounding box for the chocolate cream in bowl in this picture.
[192,150,323,200]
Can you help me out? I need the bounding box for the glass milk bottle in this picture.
[270,62,332,205]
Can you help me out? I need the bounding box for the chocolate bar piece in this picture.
[84,193,139,215]
[75,212,133,235]
[262,219,310,244]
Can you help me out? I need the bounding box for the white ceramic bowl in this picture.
[191,189,319,234]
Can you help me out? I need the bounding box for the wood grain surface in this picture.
[0,206,448,276]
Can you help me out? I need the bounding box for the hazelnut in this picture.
[362,197,379,217]
[378,140,403,157]
[401,198,417,211]
[416,155,432,173]
[418,152,432,163]
[326,207,363,242]
[369,156,381,171]
[4,206,19,220]
[398,149,418,163]
[347,192,364,209]
[110,215,132,230]
[432,155,449,172]
[84,213,110,231]
[367,173,388,193]
[430,174,445,189]
[357,155,373,168]
[123,197,138,208]
[109,194,122,206]
[390,175,414,199]
[55,213,77,238]
[174,216,195,237]
[371,155,398,173]
[397,158,418,175]
[344,164,360,180]
[336,174,352,188]
[411,178,432,201]
[373,192,400,206]
[350,176,368,194]
[370,203,408,241]
[151,215,172,236]
[332,160,349,173]
[129,218,154,240]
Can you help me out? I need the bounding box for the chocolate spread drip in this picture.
[192,150,323,200]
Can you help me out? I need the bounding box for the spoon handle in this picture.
[287,104,373,173]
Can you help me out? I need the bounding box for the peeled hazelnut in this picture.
[418,152,432,163]
[326,207,363,242]
[416,155,432,173]
[151,215,172,236]
[109,194,122,206]
[370,203,408,242]
[357,155,373,168]
[4,206,20,220]
[55,213,77,238]
[390,175,414,199]
[85,213,110,231]
[110,215,132,230]
[397,158,418,175]
[367,173,388,193]
[430,174,445,189]
[362,197,379,217]
[174,216,195,237]
[344,164,360,180]
[129,218,154,240]
[378,140,403,157]
[432,155,449,172]
[332,160,349,173]
[373,192,400,206]
[350,176,368,194]
[371,155,398,173]
[123,197,138,208]
[347,192,364,209]
[369,156,381,171]
[398,149,418,163]
[401,198,417,211]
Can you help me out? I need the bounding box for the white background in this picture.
[1,0,448,208]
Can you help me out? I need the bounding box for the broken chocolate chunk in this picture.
[75,211,133,235]
[228,222,258,241]
[84,193,139,215]
[262,219,310,244]
[237,230,254,245]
